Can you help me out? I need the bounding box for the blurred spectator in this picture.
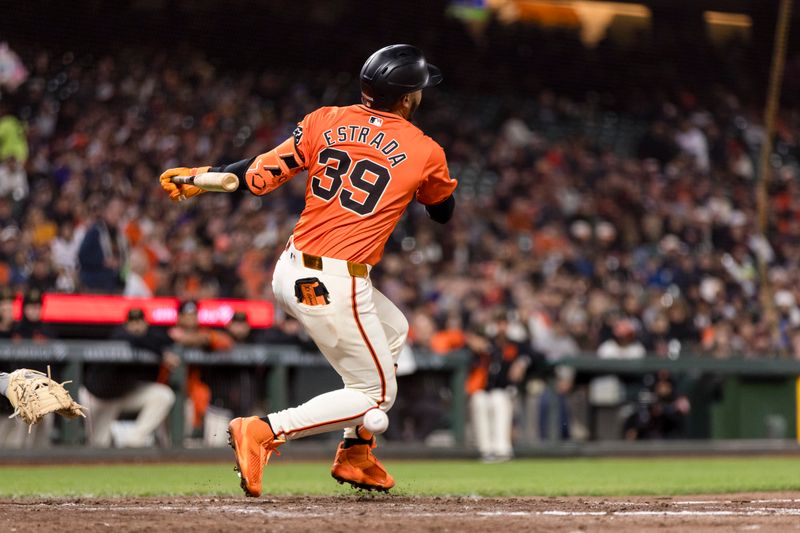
[791,329,800,360]
[536,320,581,440]
[123,247,152,297]
[591,318,646,439]
[168,300,231,435]
[11,289,55,340]
[623,370,691,440]
[0,287,14,338]
[225,311,255,343]
[597,319,645,360]
[0,43,28,91]
[219,310,263,416]
[77,198,128,293]
[774,290,800,355]
[430,314,467,354]
[262,314,314,350]
[0,96,28,202]
[80,308,177,447]
[467,315,535,462]
[27,250,57,291]
[0,156,27,202]
[674,119,710,173]
[168,300,231,350]
[637,122,678,167]
[51,220,85,292]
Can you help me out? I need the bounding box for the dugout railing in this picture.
[555,355,800,442]
[1,340,799,447]
[0,340,470,448]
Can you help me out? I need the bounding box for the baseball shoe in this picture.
[227,416,284,497]
[331,437,395,492]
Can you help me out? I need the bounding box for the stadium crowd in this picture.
[6,0,800,450]
[2,41,800,367]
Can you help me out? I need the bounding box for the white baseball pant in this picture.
[470,388,514,459]
[80,383,175,447]
[267,241,408,440]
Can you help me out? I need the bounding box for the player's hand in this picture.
[159,166,211,202]
[162,350,182,370]
[508,358,528,383]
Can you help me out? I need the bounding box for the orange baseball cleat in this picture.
[331,433,395,492]
[227,416,284,497]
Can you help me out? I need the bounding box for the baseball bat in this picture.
[171,172,240,192]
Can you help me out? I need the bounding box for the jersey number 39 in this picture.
[311,148,391,216]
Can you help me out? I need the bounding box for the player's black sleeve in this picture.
[425,194,455,224]
[210,157,256,195]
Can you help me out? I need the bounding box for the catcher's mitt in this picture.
[6,366,86,432]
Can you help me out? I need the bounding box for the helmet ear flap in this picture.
[360,80,386,110]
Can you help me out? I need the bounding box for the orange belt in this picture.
[285,236,369,278]
[302,253,369,279]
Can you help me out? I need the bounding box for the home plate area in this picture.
[3,494,800,532]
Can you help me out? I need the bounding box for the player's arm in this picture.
[234,136,305,196]
[425,195,455,224]
[159,136,305,201]
[416,142,457,224]
[159,120,311,201]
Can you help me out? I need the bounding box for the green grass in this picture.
[2,457,800,498]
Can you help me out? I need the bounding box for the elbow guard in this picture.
[245,137,305,196]
[425,194,455,224]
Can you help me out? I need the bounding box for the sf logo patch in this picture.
[293,125,303,145]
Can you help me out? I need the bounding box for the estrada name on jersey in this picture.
[321,125,407,168]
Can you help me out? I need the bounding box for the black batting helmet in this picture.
[360,44,442,111]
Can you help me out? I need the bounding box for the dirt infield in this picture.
[3,494,800,532]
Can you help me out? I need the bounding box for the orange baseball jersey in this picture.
[246,104,457,265]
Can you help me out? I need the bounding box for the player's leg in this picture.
[489,388,514,460]
[268,274,397,439]
[341,287,408,440]
[79,387,121,447]
[330,287,406,490]
[371,287,409,364]
[116,382,176,446]
[470,389,492,460]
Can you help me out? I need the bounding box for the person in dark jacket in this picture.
[225,311,258,344]
[11,289,56,340]
[77,198,127,293]
[623,370,691,440]
[80,308,177,447]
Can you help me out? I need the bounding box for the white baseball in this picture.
[363,408,389,434]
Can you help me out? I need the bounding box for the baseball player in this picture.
[159,44,456,497]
